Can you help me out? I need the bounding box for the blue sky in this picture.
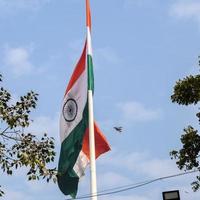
[1,0,200,199]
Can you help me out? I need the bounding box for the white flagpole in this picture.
[86,0,98,199]
[88,90,98,200]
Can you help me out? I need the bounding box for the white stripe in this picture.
[87,27,93,56]
[60,68,87,143]
[73,151,89,178]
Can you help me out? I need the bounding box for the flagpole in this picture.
[86,0,98,200]
[88,90,98,200]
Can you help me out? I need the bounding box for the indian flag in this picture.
[57,1,110,198]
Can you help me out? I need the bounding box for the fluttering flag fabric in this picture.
[57,0,110,198]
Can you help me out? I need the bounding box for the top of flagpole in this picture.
[86,0,91,30]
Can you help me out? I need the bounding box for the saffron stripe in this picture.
[86,0,91,30]
[65,42,87,95]
[82,122,111,159]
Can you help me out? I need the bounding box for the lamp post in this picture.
[162,190,180,200]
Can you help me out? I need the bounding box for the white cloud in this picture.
[3,189,30,200]
[0,0,50,14]
[138,158,179,177]
[101,151,179,178]
[117,101,161,122]
[3,179,62,200]
[96,150,186,200]
[4,47,34,77]
[2,149,200,200]
[27,114,59,140]
[170,1,200,22]
[98,172,132,189]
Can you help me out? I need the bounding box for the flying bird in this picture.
[113,126,123,133]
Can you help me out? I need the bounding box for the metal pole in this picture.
[88,90,97,200]
[86,0,98,199]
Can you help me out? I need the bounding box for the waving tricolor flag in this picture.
[57,0,110,198]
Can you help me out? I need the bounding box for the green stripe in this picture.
[87,55,94,92]
[57,101,88,198]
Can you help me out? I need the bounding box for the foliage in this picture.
[0,186,4,197]
[171,75,200,106]
[0,74,57,197]
[170,57,200,191]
